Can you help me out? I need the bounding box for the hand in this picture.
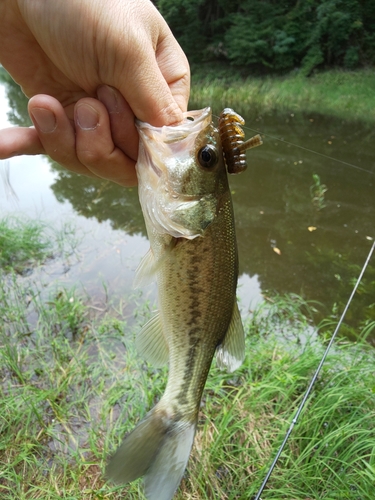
[0,0,190,186]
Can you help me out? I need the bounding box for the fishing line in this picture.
[0,159,19,204]
[213,113,374,176]
[252,240,375,500]
[242,124,375,176]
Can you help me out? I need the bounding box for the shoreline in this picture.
[190,67,375,124]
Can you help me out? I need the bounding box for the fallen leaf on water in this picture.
[273,247,282,255]
[308,226,317,232]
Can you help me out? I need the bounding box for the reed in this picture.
[190,67,375,124]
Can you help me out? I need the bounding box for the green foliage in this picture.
[223,0,309,71]
[300,0,363,74]
[0,216,79,275]
[190,68,375,124]
[156,0,375,73]
[157,0,207,62]
[0,217,52,274]
[1,285,375,498]
[0,68,31,126]
[310,174,328,212]
[46,289,87,337]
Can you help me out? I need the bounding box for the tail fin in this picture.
[106,407,196,500]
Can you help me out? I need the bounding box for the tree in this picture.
[155,0,375,73]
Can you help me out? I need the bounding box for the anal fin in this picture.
[136,312,169,367]
[216,301,245,372]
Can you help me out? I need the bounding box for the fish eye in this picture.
[197,145,219,169]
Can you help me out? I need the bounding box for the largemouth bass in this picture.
[106,107,262,500]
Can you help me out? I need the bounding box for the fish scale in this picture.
[158,202,238,416]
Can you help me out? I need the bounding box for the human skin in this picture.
[0,0,190,186]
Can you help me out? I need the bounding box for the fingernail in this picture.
[97,85,123,114]
[30,108,57,133]
[76,103,99,130]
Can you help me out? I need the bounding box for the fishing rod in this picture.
[252,239,375,500]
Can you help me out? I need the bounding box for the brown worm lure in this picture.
[219,108,263,174]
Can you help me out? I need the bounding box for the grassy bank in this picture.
[0,216,78,275]
[1,216,375,499]
[190,67,375,124]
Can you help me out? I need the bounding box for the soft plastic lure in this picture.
[218,107,263,174]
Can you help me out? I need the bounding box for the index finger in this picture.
[0,126,43,159]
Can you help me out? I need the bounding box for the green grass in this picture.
[1,272,374,499]
[190,67,375,124]
[0,217,53,274]
[0,216,78,275]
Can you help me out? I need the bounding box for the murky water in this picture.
[1,75,374,339]
[231,107,375,336]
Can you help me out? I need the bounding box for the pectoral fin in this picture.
[135,312,169,367]
[133,248,158,288]
[216,301,245,372]
[134,237,176,288]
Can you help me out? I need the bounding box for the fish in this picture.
[106,107,262,500]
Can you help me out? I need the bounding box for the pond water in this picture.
[1,75,374,340]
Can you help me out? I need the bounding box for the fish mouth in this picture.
[136,107,212,178]
[136,107,212,143]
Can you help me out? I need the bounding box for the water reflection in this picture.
[0,66,31,127]
[1,72,374,338]
[50,164,145,233]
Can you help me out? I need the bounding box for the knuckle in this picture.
[76,146,106,167]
